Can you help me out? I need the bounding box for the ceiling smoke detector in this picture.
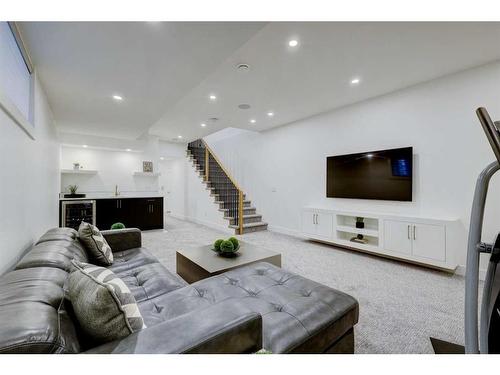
[236,63,250,71]
[238,104,251,110]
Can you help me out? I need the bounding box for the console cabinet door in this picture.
[315,212,333,238]
[384,220,412,255]
[411,223,446,261]
[302,210,317,236]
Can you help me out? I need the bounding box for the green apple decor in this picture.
[212,237,240,257]
[228,237,239,249]
[213,239,224,251]
[220,240,234,253]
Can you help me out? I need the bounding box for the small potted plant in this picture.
[65,185,85,198]
[355,217,365,229]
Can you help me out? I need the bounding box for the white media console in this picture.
[301,207,462,271]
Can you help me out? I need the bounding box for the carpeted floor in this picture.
[142,216,472,354]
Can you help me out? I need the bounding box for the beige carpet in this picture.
[142,216,471,354]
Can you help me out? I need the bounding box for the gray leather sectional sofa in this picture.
[0,227,359,354]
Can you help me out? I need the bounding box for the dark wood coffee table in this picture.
[176,242,281,284]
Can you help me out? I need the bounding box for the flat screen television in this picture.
[326,147,413,201]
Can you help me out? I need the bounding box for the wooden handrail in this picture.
[201,139,243,191]
[201,139,244,235]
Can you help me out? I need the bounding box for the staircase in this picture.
[187,139,268,234]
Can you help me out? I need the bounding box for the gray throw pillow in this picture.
[68,261,146,344]
[78,221,114,266]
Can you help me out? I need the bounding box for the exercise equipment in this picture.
[465,107,500,353]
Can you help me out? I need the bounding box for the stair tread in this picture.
[229,222,268,229]
[215,200,251,204]
[223,214,262,219]
[219,209,256,213]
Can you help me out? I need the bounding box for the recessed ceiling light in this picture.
[160,157,165,160]
[201,123,206,127]
[350,77,361,85]
[177,135,183,139]
[288,39,299,47]
[112,95,123,101]
[209,94,217,101]
[236,63,250,71]
[238,104,251,110]
[126,148,131,152]
[250,119,256,124]
[82,144,88,148]
[267,112,274,117]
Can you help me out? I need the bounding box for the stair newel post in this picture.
[238,189,243,235]
[205,148,209,182]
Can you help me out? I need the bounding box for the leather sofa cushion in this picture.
[138,262,358,353]
[36,227,78,244]
[108,247,159,274]
[0,268,80,353]
[114,262,187,303]
[15,240,89,272]
[101,228,141,253]
[46,227,78,237]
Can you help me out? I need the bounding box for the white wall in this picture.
[205,61,500,272]
[0,75,60,274]
[60,146,160,196]
[60,138,184,197]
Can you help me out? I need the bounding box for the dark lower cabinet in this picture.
[136,198,164,230]
[96,197,163,231]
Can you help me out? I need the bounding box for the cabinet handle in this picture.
[407,225,410,240]
[151,204,154,213]
[316,214,319,225]
[413,225,416,240]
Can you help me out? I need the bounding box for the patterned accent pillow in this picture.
[68,261,146,344]
[78,221,113,266]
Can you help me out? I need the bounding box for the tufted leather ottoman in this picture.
[137,262,359,353]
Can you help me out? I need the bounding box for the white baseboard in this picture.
[267,224,303,238]
[168,213,233,235]
[456,265,487,281]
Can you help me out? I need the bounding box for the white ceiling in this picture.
[19,22,500,142]
[18,22,266,139]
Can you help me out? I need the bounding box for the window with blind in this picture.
[0,22,34,138]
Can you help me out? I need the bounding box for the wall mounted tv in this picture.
[326,147,413,201]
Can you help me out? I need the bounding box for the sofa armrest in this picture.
[84,306,262,354]
[101,228,142,252]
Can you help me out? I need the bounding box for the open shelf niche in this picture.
[61,169,98,175]
[335,213,380,249]
[133,172,161,177]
